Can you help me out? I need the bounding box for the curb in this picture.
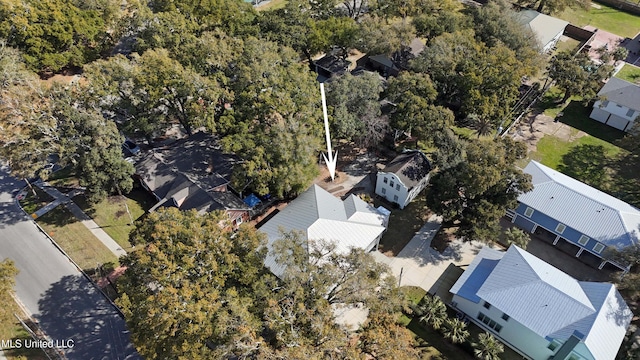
[14,188,126,320]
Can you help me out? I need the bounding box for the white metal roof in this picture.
[456,246,632,360]
[260,185,387,277]
[520,161,640,249]
[477,247,595,336]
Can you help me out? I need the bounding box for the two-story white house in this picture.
[375,151,431,209]
[451,245,632,360]
[590,77,640,132]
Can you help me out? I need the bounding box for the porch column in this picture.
[531,224,537,234]
[511,213,517,223]
[553,235,560,246]
[576,248,584,257]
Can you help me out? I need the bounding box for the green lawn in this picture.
[46,166,80,188]
[557,2,640,38]
[523,97,640,207]
[615,63,640,85]
[37,208,118,271]
[73,188,155,251]
[376,193,431,256]
[256,0,287,11]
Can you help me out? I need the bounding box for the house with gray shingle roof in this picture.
[375,150,431,209]
[590,77,640,132]
[507,161,640,271]
[260,184,388,278]
[134,132,250,228]
[451,245,632,360]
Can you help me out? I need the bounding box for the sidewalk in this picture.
[33,183,127,258]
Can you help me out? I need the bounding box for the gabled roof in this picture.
[452,246,632,360]
[135,132,248,213]
[516,9,568,49]
[520,161,640,249]
[260,185,387,277]
[380,151,431,190]
[597,77,640,111]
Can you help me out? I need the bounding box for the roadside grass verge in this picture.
[557,2,640,38]
[36,207,118,271]
[376,193,431,256]
[0,316,48,359]
[73,188,155,251]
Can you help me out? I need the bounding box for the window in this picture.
[393,195,399,202]
[236,216,243,225]
[616,103,623,108]
[390,181,395,188]
[383,177,388,184]
[381,188,386,195]
[501,313,509,321]
[555,223,566,234]
[483,301,491,309]
[626,109,635,117]
[547,341,559,351]
[477,312,502,332]
[601,100,609,107]
[524,207,534,217]
[593,243,605,254]
[578,235,589,246]
[395,184,400,191]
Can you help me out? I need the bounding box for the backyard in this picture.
[558,1,640,38]
[615,63,640,84]
[376,194,431,256]
[514,89,640,208]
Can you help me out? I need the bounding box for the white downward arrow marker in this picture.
[320,83,337,181]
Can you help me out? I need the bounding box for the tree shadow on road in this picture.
[35,274,139,360]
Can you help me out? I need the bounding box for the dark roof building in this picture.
[314,54,351,79]
[135,132,249,225]
[375,151,431,209]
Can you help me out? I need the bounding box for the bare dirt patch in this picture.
[510,111,587,152]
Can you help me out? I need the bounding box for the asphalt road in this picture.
[0,168,139,360]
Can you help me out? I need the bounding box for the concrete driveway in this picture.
[372,215,487,293]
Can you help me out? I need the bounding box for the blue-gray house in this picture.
[507,161,640,271]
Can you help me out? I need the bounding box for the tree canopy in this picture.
[118,209,418,359]
[325,72,386,146]
[0,0,112,72]
[427,138,533,242]
[547,51,613,103]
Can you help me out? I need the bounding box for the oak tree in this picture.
[427,138,532,242]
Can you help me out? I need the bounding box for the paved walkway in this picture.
[34,183,127,258]
[372,214,487,293]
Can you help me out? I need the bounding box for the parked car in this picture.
[122,140,141,156]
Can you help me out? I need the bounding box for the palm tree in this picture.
[442,318,470,344]
[473,333,504,360]
[416,296,447,330]
[467,113,494,138]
